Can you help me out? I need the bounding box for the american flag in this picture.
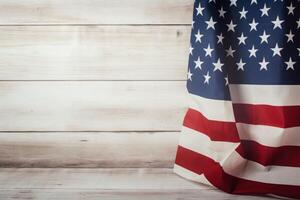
[174,0,300,198]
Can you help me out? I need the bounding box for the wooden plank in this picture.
[0,81,187,131]
[0,132,179,168]
[0,26,190,80]
[0,189,271,200]
[0,0,193,25]
[0,168,204,190]
[0,168,272,200]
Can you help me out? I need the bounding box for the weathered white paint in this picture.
[0,0,193,25]
[0,168,272,200]
[0,132,179,168]
[0,168,203,189]
[1,189,270,200]
[0,81,188,131]
[0,26,190,80]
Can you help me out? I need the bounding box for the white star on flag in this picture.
[196,3,205,16]
[237,33,247,45]
[259,57,269,70]
[286,30,294,43]
[213,58,224,72]
[259,31,270,44]
[260,3,270,17]
[287,2,295,15]
[218,7,226,18]
[227,20,237,32]
[251,0,257,4]
[229,0,237,7]
[237,59,246,71]
[194,57,204,70]
[204,44,214,57]
[187,69,193,81]
[249,18,258,31]
[297,18,300,29]
[189,45,194,55]
[239,7,248,19]
[272,16,284,29]
[203,71,211,84]
[226,46,236,57]
[205,17,217,30]
[195,30,204,43]
[217,33,224,44]
[249,45,258,57]
[271,43,283,57]
[285,57,296,70]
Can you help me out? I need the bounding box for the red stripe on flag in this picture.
[233,104,300,128]
[183,108,240,142]
[175,145,300,199]
[236,140,300,167]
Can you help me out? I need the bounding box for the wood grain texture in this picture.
[0,168,272,200]
[0,168,203,190]
[0,81,187,131]
[0,0,193,25]
[0,26,190,80]
[0,132,179,168]
[0,189,272,200]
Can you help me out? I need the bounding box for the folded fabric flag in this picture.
[174,0,300,199]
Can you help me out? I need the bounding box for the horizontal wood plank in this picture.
[0,168,272,200]
[0,0,193,25]
[0,132,179,168]
[0,168,203,190]
[0,189,271,200]
[0,81,187,131]
[0,26,190,80]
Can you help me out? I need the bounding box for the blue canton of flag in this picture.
[187,0,300,100]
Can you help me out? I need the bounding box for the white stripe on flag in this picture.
[229,84,300,106]
[180,126,300,186]
[173,164,214,187]
[222,151,300,186]
[179,127,239,163]
[189,94,235,122]
[237,123,300,147]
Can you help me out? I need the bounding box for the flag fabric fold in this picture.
[174,0,300,199]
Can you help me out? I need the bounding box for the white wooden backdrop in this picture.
[0,0,193,168]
